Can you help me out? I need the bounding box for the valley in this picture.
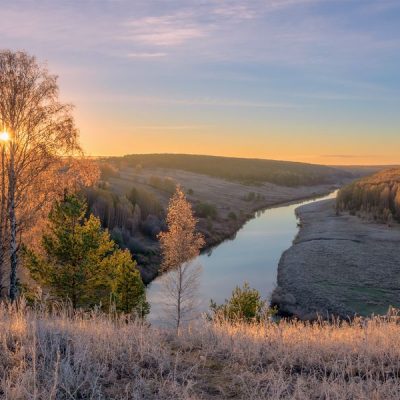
[92,155,353,283]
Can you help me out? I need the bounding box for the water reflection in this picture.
[147,191,337,324]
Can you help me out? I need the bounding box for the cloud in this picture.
[74,92,302,109]
[212,4,256,20]
[123,95,302,109]
[131,125,210,130]
[2,0,398,69]
[293,92,387,101]
[123,13,205,47]
[127,52,167,58]
[322,154,377,159]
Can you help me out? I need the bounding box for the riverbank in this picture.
[109,166,343,283]
[272,199,400,319]
[148,191,338,324]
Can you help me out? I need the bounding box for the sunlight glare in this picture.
[0,131,10,142]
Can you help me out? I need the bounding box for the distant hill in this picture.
[110,154,351,186]
[334,165,398,178]
[337,168,400,223]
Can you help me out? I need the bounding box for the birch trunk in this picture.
[8,144,17,301]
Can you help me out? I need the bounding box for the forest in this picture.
[337,167,400,223]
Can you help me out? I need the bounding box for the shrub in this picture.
[111,227,125,247]
[243,192,256,202]
[228,211,237,220]
[149,176,176,193]
[141,215,163,239]
[195,202,218,219]
[128,186,163,218]
[127,237,147,254]
[99,162,119,180]
[210,282,274,322]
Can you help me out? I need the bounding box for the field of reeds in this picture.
[1,302,400,399]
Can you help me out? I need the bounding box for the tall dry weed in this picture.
[1,301,400,399]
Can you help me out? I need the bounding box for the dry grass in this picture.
[1,302,400,399]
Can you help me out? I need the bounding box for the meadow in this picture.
[1,301,399,399]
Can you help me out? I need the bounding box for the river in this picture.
[147,191,337,324]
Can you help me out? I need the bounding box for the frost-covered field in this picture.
[1,302,400,399]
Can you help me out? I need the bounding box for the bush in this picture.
[111,227,124,247]
[127,237,147,254]
[99,162,119,180]
[128,186,163,218]
[243,192,256,202]
[210,282,275,322]
[149,176,176,193]
[141,215,163,239]
[195,202,217,219]
[228,211,237,220]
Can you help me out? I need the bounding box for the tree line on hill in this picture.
[111,153,351,186]
[336,168,400,224]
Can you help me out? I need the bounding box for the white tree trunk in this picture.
[0,145,6,287]
[8,145,17,301]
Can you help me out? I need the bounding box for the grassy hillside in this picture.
[337,167,400,223]
[111,154,351,186]
[2,303,400,399]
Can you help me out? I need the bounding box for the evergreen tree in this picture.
[24,194,149,316]
[210,282,275,322]
[108,250,149,316]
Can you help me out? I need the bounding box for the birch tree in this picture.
[0,50,96,301]
[158,186,205,331]
[0,138,8,294]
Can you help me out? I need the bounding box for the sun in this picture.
[0,131,10,142]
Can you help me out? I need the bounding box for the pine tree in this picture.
[108,249,149,316]
[24,194,149,315]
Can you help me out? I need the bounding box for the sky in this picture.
[0,0,399,165]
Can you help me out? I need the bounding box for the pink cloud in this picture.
[124,14,205,47]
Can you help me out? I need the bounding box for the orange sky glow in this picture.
[4,0,398,167]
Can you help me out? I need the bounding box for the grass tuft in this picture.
[1,301,400,399]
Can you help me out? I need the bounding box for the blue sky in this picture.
[1,0,399,164]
